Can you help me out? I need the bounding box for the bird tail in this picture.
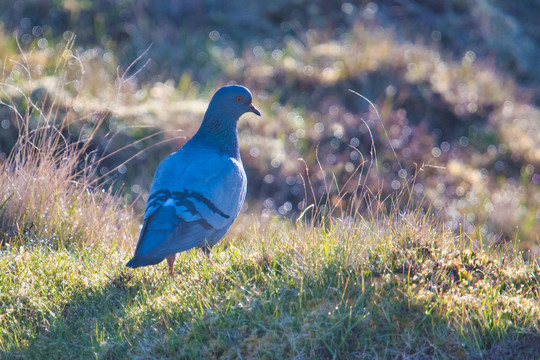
[126,255,164,268]
[125,257,140,268]
[125,258,139,268]
[125,212,173,269]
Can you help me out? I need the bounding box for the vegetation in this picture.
[1,1,539,247]
[0,1,539,358]
[2,212,539,358]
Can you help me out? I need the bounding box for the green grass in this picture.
[1,216,539,359]
[0,24,539,359]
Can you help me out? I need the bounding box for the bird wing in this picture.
[127,145,247,266]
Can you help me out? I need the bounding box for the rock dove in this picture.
[126,85,260,275]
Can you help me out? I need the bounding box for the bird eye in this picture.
[235,96,243,103]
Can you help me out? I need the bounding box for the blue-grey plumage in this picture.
[126,85,260,274]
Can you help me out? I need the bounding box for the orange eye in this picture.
[236,96,243,103]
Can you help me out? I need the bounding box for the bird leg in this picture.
[166,254,176,276]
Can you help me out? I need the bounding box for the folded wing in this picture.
[126,147,246,268]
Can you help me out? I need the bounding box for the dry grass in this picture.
[0,38,135,249]
[0,28,539,360]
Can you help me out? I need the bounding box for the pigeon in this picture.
[126,85,260,275]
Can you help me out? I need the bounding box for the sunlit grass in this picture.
[1,214,539,358]
[0,37,135,249]
[2,23,539,247]
[0,21,539,359]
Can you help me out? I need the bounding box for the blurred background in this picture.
[0,0,539,252]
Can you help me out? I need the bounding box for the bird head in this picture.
[208,85,261,119]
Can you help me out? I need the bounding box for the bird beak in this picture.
[248,104,261,116]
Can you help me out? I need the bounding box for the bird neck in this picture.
[191,110,241,159]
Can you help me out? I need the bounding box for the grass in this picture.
[2,18,540,247]
[0,43,136,250]
[0,29,539,360]
[1,215,539,359]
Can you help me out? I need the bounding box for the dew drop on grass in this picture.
[264,174,274,184]
[341,2,354,14]
[37,38,48,49]
[314,122,324,133]
[249,147,260,157]
[209,30,220,41]
[271,49,283,60]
